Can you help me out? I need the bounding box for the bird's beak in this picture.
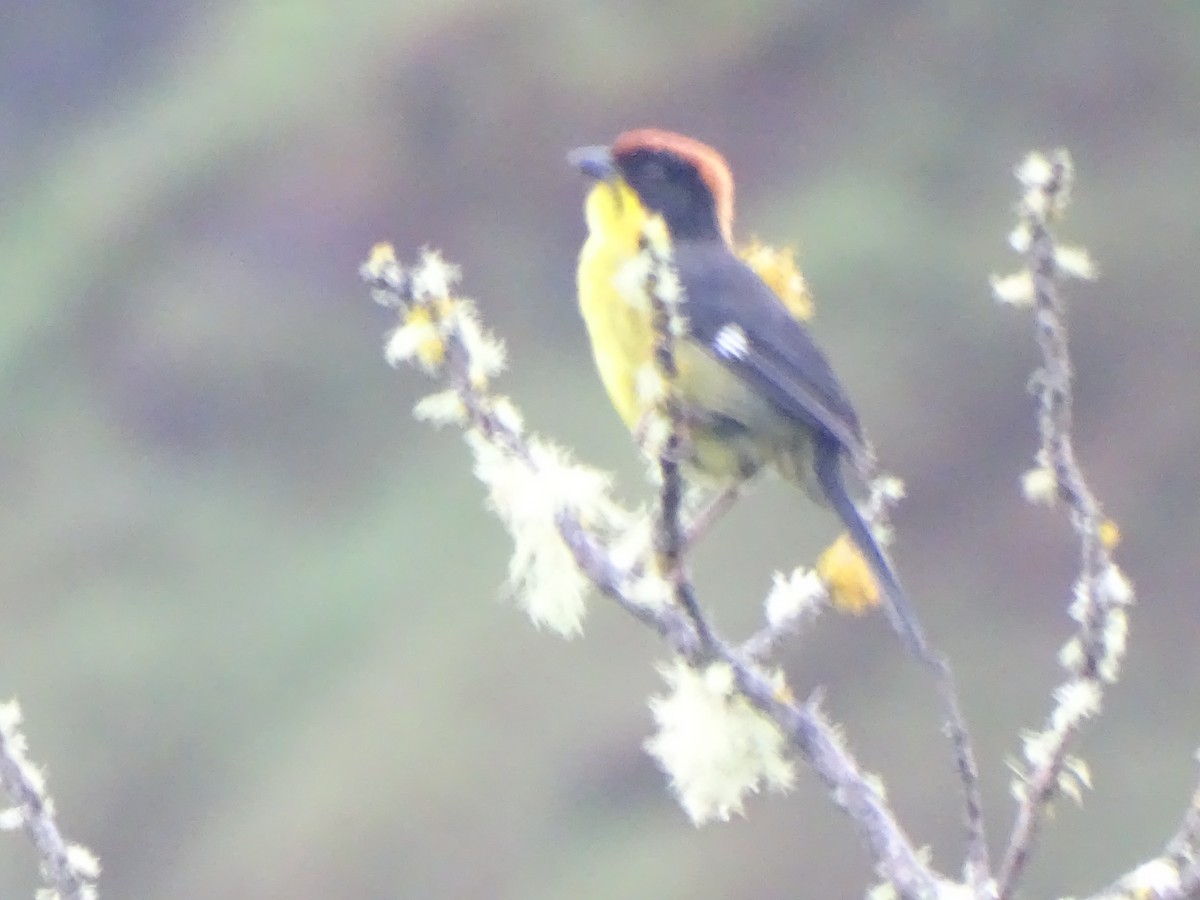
[568,145,618,181]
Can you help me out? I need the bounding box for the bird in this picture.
[567,128,931,662]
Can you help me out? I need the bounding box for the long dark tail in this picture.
[813,435,934,665]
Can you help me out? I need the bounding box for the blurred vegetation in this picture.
[1,1,1199,897]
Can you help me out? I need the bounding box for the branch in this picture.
[859,477,991,890]
[640,220,717,656]
[0,701,99,900]
[361,243,956,899]
[933,657,991,891]
[1085,760,1200,899]
[990,150,1131,899]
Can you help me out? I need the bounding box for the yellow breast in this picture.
[576,180,657,432]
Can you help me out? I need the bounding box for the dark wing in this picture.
[671,240,866,459]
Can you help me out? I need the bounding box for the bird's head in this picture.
[569,129,734,244]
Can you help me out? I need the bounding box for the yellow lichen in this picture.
[739,240,814,321]
[366,241,397,274]
[403,306,447,369]
[1099,518,1120,550]
[771,670,796,705]
[816,533,880,615]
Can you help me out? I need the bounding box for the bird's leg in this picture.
[634,402,741,555]
[682,483,742,551]
[633,409,694,465]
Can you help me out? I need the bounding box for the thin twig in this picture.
[740,588,828,660]
[994,150,1122,899]
[724,649,950,899]
[0,702,99,900]
[683,484,741,552]
[642,229,717,656]
[931,657,991,892]
[862,403,991,888]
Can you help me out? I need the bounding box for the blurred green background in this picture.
[2,2,1199,897]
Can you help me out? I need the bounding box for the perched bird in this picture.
[568,128,930,661]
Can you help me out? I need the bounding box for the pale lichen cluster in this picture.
[644,659,795,825]
[763,566,828,632]
[473,435,614,636]
[366,244,634,638]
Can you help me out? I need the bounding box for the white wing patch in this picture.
[712,323,749,360]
